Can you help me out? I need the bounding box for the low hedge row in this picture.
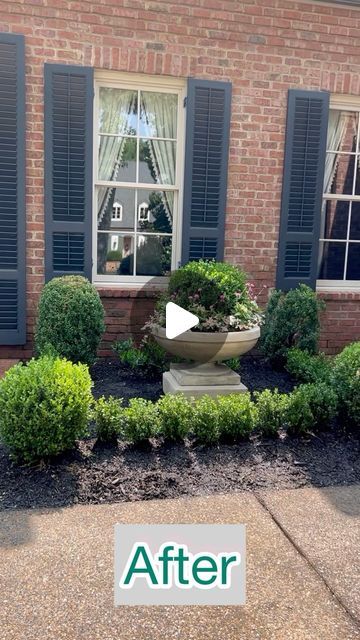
[0,341,358,463]
[93,382,338,446]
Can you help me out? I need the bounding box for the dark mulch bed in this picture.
[0,430,359,511]
[90,354,295,403]
[0,356,358,512]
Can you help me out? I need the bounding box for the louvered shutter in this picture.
[0,34,26,345]
[276,89,329,291]
[44,64,93,280]
[182,79,232,263]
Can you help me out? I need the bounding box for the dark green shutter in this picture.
[276,89,329,291]
[0,34,26,345]
[182,79,232,263]
[44,64,93,281]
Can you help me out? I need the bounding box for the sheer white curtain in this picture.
[323,111,348,194]
[98,90,136,226]
[320,111,353,240]
[140,92,176,224]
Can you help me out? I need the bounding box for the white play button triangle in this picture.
[166,302,199,339]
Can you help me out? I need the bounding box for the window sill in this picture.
[95,281,166,298]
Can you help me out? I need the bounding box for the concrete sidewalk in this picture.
[0,487,359,640]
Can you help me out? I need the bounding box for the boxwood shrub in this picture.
[285,348,332,384]
[331,342,360,426]
[285,382,338,436]
[35,275,105,366]
[0,356,92,464]
[123,398,161,444]
[254,389,289,437]
[261,285,324,366]
[217,394,256,441]
[94,396,125,442]
[157,394,193,441]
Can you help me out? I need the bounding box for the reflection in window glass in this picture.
[139,139,176,185]
[137,190,173,234]
[136,235,172,276]
[323,200,349,240]
[97,187,135,231]
[318,242,346,280]
[98,137,136,182]
[97,233,134,276]
[347,243,360,279]
[139,91,177,138]
[321,106,360,281]
[95,82,181,279]
[99,88,137,135]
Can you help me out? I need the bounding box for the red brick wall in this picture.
[0,0,359,358]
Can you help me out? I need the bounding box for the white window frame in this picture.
[317,94,360,291]
[93,70,186,286]
[138,201,150,222]
[111,202,123,222]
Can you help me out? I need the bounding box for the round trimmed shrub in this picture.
[217,393,256,441]
[94,396,125,443]
[285,382,337,436]
[157,394,193,441]
[332,342,360,426]
[254,389,289,437]
[192,395,220,444]
[260,285,324,366]
[35,276,105,366]
[123,398,161,444]
[0,356,92,463]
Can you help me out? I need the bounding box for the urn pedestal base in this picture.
[163,362,248,398]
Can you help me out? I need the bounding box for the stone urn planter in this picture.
[151,325,260,398]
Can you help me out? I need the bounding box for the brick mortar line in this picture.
[254,491,360,631]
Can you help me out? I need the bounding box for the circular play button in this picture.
[165,302,199,340]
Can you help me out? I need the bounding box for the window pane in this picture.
[136,190,173,234]
[325,153,355,195]
[136,235,172,276]
[326,110,358,153]
[98,137,136,182]
[322,200,349,240]
[347,243,360,279]
[97,233,134,276]
[139,91,177,138]
[99,88,137,135]
[318,242,346,280]
[97,187,135,231]
[139,139,176,185]
[350,201,360,240]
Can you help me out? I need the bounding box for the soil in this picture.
[0,357,359,511]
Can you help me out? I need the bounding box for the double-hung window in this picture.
[318,96,360,286]
[93,73,185,283]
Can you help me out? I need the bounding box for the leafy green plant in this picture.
[157,394,193,441]
[93,396,125,442]
[254,389,289,437]
[260,285,324,366]
[285,383,337,436]
[146,260,262,333]
[35,276,105,366]
[0,356,92,464]
[332,342,360,426]
[217,394,256,441]
[224,357,240,372]
[113,335,169,375]
[123,398,161,444]
[286,348,332,384]
[106,250,122,261]
[192,395,220,444]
